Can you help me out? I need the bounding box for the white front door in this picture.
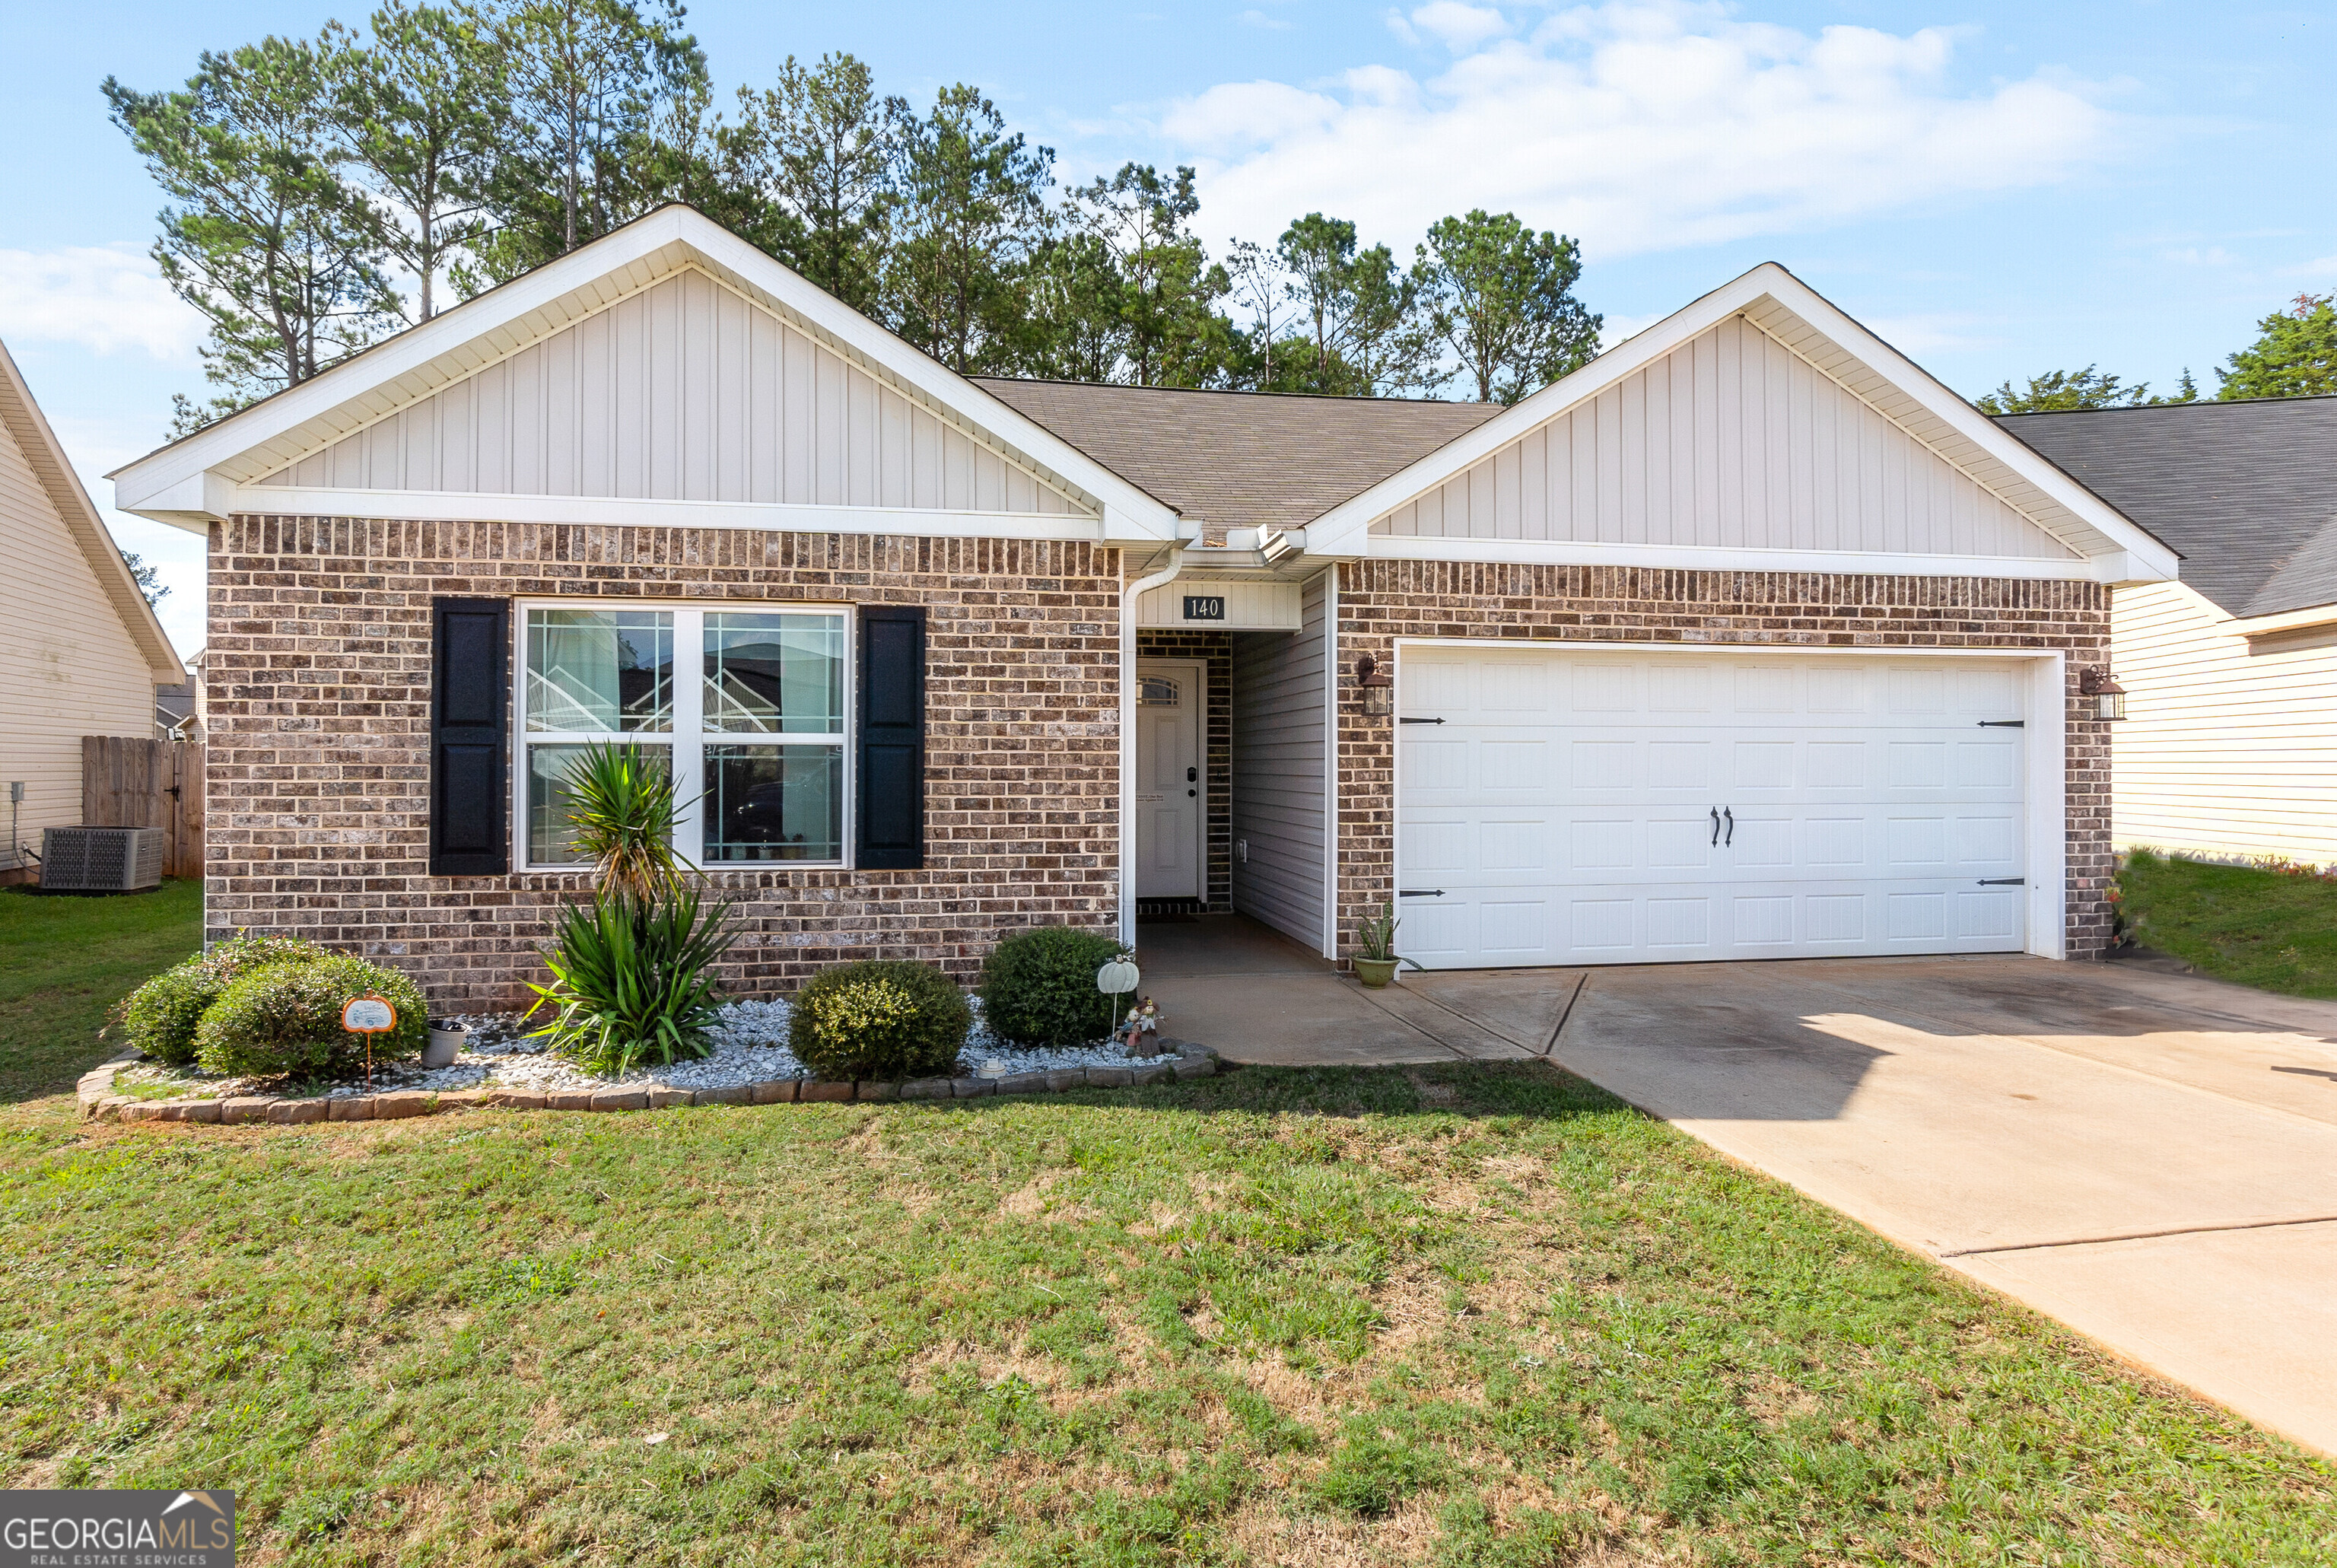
[1136,659,1204,900]
[1397,647,2029,968]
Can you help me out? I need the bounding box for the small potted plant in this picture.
[1352,901,1420,989]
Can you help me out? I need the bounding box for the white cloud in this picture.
[1406,3,1511,52]
[1239,9,1294,31]
[0,245,203,360]
[1165,1,2118,259]
[1856,312,2005,355]
[2162,246,2237,266]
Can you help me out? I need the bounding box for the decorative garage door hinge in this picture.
[1977,878,2026,886]
[1399,716,1446,724]
[1977,720,2025,727]
[1399,889,1446,897]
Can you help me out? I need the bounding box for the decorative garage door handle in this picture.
[1709,807,1721,846]
[1724,807,1734,847]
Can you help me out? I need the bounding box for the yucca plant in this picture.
[528,743,736,1074]
[523,888,739,1075]
[560,742,689,902]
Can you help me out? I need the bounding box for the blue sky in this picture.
[4,0,2332,657]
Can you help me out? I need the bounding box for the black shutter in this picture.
[430,597,510,876]
[857,605,927,870]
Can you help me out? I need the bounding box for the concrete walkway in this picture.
[1138,918,2337,1456]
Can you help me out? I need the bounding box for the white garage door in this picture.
[1396,648,2030,968]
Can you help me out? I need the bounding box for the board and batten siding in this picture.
[0,411,161,872]
[2110,580,2337,865]
[1374,314,2076,561]
[256,269,1085,517]
[1230,571,1331,949]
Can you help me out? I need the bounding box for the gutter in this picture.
[1118,544,1186,946]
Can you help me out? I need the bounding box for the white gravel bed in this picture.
[126,995,1177,1100]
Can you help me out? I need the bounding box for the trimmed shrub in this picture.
[116,933,334,1065]
[977,926,1122,1047]
[790,960,971,1081]
[119,966,226,1067]
[193,956,428,1080]
[525,889,736,1076]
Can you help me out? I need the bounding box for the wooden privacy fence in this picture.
[81,736,205,880]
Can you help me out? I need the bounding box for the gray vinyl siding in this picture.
[257,269,1083,516]
[1231,570,1330,949]
[1375,314,2075,560]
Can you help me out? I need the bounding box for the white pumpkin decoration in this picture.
[1096,955,1140,995]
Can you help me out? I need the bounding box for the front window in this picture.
[519,605,849,869]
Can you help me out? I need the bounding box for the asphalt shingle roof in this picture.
[973,377,1504,537]
[1995,397,2337,619]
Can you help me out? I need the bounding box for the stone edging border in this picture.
[77,1042,1220,1125]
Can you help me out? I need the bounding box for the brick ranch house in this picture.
[111,206,2177,1010]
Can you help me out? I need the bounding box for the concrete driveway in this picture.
[1141,920,2337,1456]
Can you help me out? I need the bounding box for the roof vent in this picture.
[40,827,166,892]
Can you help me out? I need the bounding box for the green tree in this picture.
[1975,366,2153,415]
[1274,213,1436,396]
[1413,210,1598,404]
[119,552,168,607]
[1063,163,1229,386]
[470,0,709,281]
[1019,229,1127,383]
[883,85,1054,373]
[2218,294,2337,401]
[731,53,894,311]
[105,37,402,430]
[1973,364,2202,414]
[326,2,504,321]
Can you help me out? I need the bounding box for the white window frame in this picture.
[514,598,855,873]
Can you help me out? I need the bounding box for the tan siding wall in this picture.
[1375,315,2074,561]
[205,514,1123,1007]
[2110,580,2337,864]
[258,269,1083,517]
[1332,563,2116,962]
[0,413,159,871]
[1230,571,1330,949]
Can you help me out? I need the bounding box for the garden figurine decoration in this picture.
[1118,997,1164,1056]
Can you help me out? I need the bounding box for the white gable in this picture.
[1308,262,2178,585]
[255,268,1081,517]
[112,206,1179,543]
[1375,313,2075,561]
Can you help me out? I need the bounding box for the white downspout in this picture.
[1119,545,1186,946]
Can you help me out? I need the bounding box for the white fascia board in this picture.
[111,206,1178,541]
[1366,533,2132,583]
[2227,600,2337,637]
[220,486,1124,542]
[1308,262,2180,584]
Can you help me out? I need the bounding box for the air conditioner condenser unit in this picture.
[40,826,167,892]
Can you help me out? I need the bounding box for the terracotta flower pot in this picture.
[1353,957,1400,989]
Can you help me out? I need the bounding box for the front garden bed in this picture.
[76,996,1219,1124]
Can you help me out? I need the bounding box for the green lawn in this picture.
[2119,851,2337,998]
[0,877,203,1103]
[3,1067,2332,1565]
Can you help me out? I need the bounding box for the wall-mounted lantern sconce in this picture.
[1354,654,1394,717]
[2079,666,2128,720]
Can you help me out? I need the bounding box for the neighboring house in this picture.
[0,338,183,881]
[111,206,2175,1007]
[2000,398,2337,867]
[155,654,202,741]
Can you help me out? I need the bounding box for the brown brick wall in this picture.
[1331,561,2116,962]
[205,515,1125,1009]
[1134,630,1232,909]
